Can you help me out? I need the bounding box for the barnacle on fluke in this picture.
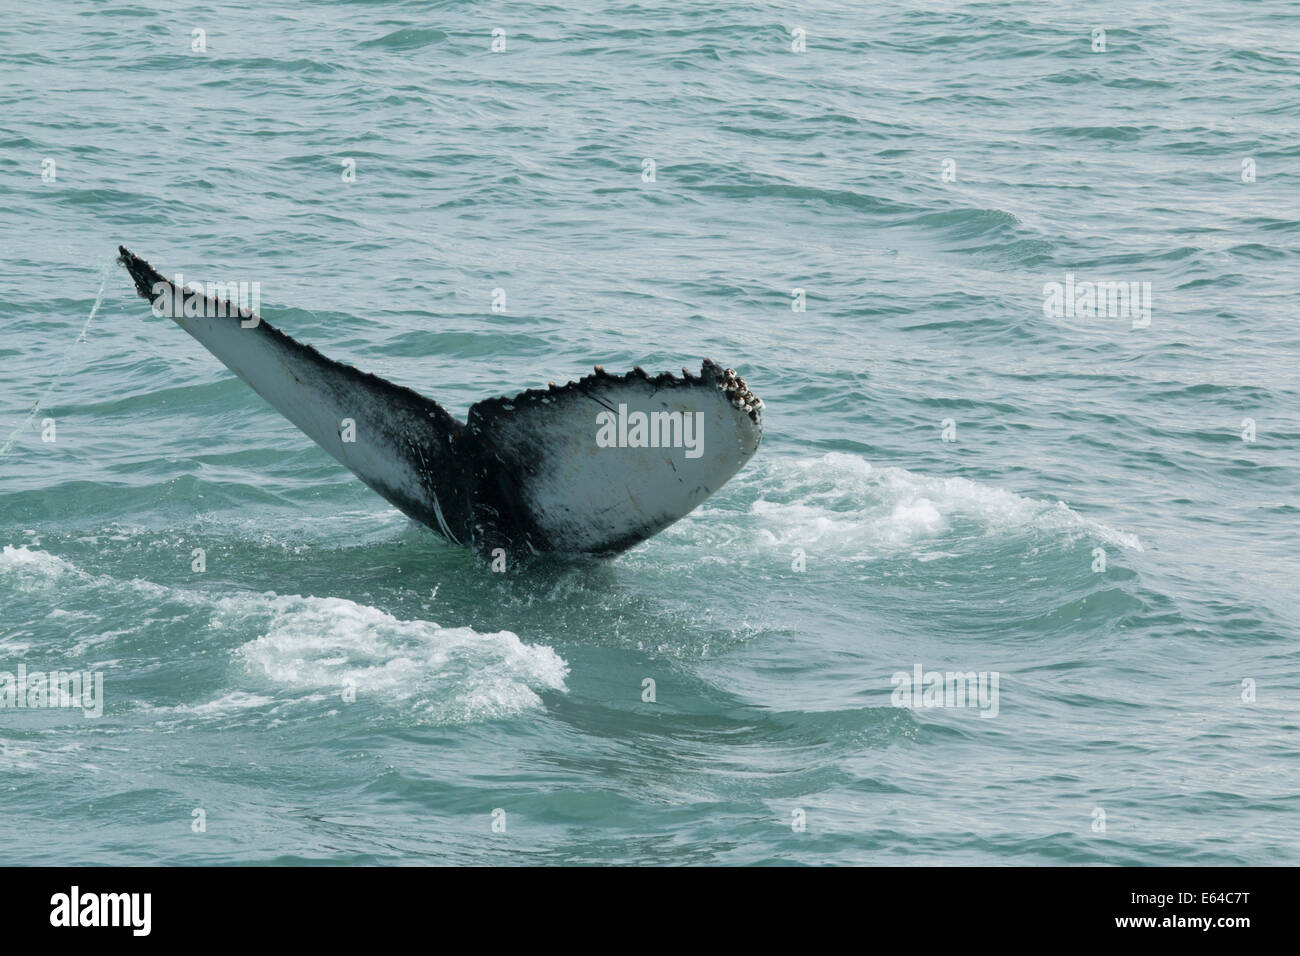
[718,366,763,419]
[117,246,763,558]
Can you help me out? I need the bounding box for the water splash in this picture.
[0,261,111,459]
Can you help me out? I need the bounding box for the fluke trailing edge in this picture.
[117,247,763,557]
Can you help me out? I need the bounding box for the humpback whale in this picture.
[117,247,762,557]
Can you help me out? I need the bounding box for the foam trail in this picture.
[0,545,570,725]
[0,262,111,458]
[732,453,1145,555]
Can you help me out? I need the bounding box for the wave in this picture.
[677,453,1143,559]
[357,27,448,51]
[0,545,568,726]
[231,593,568,724]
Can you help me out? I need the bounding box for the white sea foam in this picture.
[154,691,280,718]
[230,593,569,723]
[1,545,569,725]
[0,543,79,582]
[747,453,1143,555]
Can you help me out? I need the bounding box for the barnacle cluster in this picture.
[717,366,763,419]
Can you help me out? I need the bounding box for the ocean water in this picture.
[2,0,1298,865]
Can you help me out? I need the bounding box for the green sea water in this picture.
[1,0,1298,864]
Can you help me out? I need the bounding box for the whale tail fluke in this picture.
[117,247,762,556]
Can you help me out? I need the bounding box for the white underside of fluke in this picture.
[469,371,762,552]
[150,288,457,537]
[120,246,763,556]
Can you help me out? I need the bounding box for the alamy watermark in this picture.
[150,274,261,327]
[595,405,704,459]
[0,663,104,717]
[50,886,150,935]
[1043,273,1151,330]
[891,663,999,718]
